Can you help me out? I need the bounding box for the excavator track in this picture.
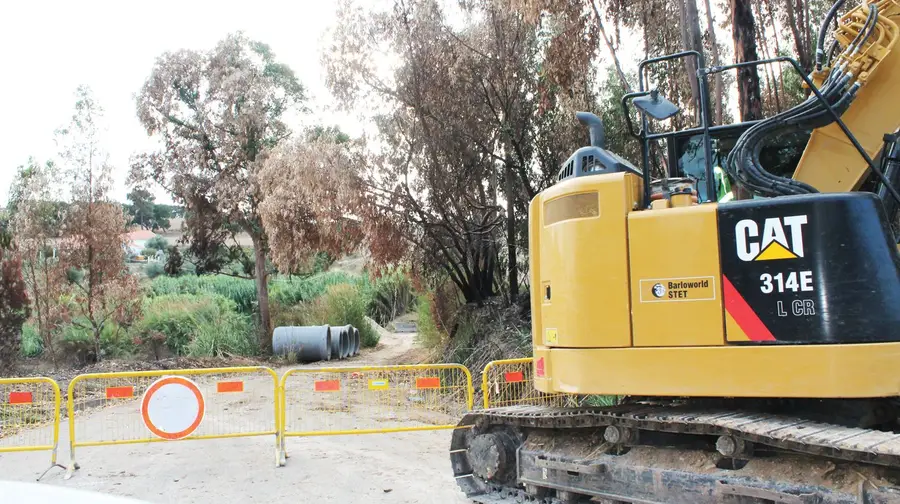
[451,405,900,503]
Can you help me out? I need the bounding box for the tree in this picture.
[58,86,142,360]
[731,0,763,121]
[0,246,29,375]
[164,245,183,276]
[257,134,369,274]
[702,0,725,124]
[131,33,305,351]
[126,188,156,229]
[12,161,68,366]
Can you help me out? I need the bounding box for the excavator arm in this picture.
[726,0,900,199]
[794,0,900,192]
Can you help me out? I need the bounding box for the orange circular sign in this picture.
[140,376,205,440]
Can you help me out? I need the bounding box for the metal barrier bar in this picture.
[0,377,62,471]
[279,363,474,460]
[65,366,279,478]
[481,358,580,409]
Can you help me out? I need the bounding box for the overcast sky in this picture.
[0,0,361,205]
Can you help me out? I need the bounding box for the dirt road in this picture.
[0,324,469,504]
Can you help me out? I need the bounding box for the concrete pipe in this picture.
[272,325,332,363]
[351,326,360,355]
[330,325,350,360]
[335,325,354,359]
[340,326,351,359]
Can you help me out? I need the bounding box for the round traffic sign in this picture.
[140,376,205,440]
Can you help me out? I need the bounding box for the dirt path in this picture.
[0,322,469,504]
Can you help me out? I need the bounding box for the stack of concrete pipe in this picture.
[272,324,362,363]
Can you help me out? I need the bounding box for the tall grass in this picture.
[305,284,380,348]
[365,268,414,325]
[149,271,369,315]
[138,293,255,357]
[19,324,43,358]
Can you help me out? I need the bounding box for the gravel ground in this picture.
[0,326,469,504]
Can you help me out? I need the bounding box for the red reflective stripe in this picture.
[723,275,776,342]
[106,386,134,399]
[217,381,244,393]
[8,391,32,404]
[504,371,524,383]
[314,380,341,392]
[416,377,441,389]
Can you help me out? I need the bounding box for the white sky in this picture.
[0,0,745,207]
[0,0,360,205]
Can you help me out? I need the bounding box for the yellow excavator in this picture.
[450,1,900,502]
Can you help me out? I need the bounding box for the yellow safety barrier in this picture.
[65,366,280,478]
[279,364,474,462]
[481,358,581,409]
[0,377,62,472]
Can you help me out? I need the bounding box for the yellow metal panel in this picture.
[481,358,578,409]
[0,377,61,469]
[65,366,281,477]
[279,364,474,441]
[543,344,900,398]
[628,204,725,347]
[533,172,642,348]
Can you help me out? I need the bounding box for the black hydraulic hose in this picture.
[726,68,851,197]
[817,0,848,71]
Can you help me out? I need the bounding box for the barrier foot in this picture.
[36,463,66,482]
[64,462,80,480]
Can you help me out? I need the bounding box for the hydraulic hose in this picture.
[817,0,848,71]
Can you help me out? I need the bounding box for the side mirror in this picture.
[632,90,679,121]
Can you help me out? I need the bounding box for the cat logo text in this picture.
[735,215,807,262]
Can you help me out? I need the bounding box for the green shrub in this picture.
[149,272,370,316]
[415,294,446,350]
[366,268,414,325]
[60,320,135,362]
[146,236,169,251]
[141,247,158,257]
[20,324,42,357]
[185,312,256,357]
[145,262,165,279]
[138,293,256,357]
[304,283,379,348]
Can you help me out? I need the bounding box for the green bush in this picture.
[415,294,446,350]
[149,271,369,315]
[19,324,42,357]
[138,293,256,357]
[145,262,165,279]
[304,283,379,348]
[146,236,169,251]
[185,312,256,357]
[60,320,136,362]
[366,268,414,325]
[141,247,158,257]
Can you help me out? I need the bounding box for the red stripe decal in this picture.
[504,371,524,383]
[9,391,33,404]
[314,380,341,392]
[106,386,134,399]
[217,381,244,393]
[723,275,776,342]
[415,377,441,389]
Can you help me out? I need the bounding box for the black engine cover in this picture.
[718,193,900,344]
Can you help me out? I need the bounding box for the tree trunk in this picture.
[505,162,518,303]
[703,0,725,124]
[679,0,704,122]
[731,0,764,121]
[590,0,631,92]
[784,0,812,73]
[251,235,272,354]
